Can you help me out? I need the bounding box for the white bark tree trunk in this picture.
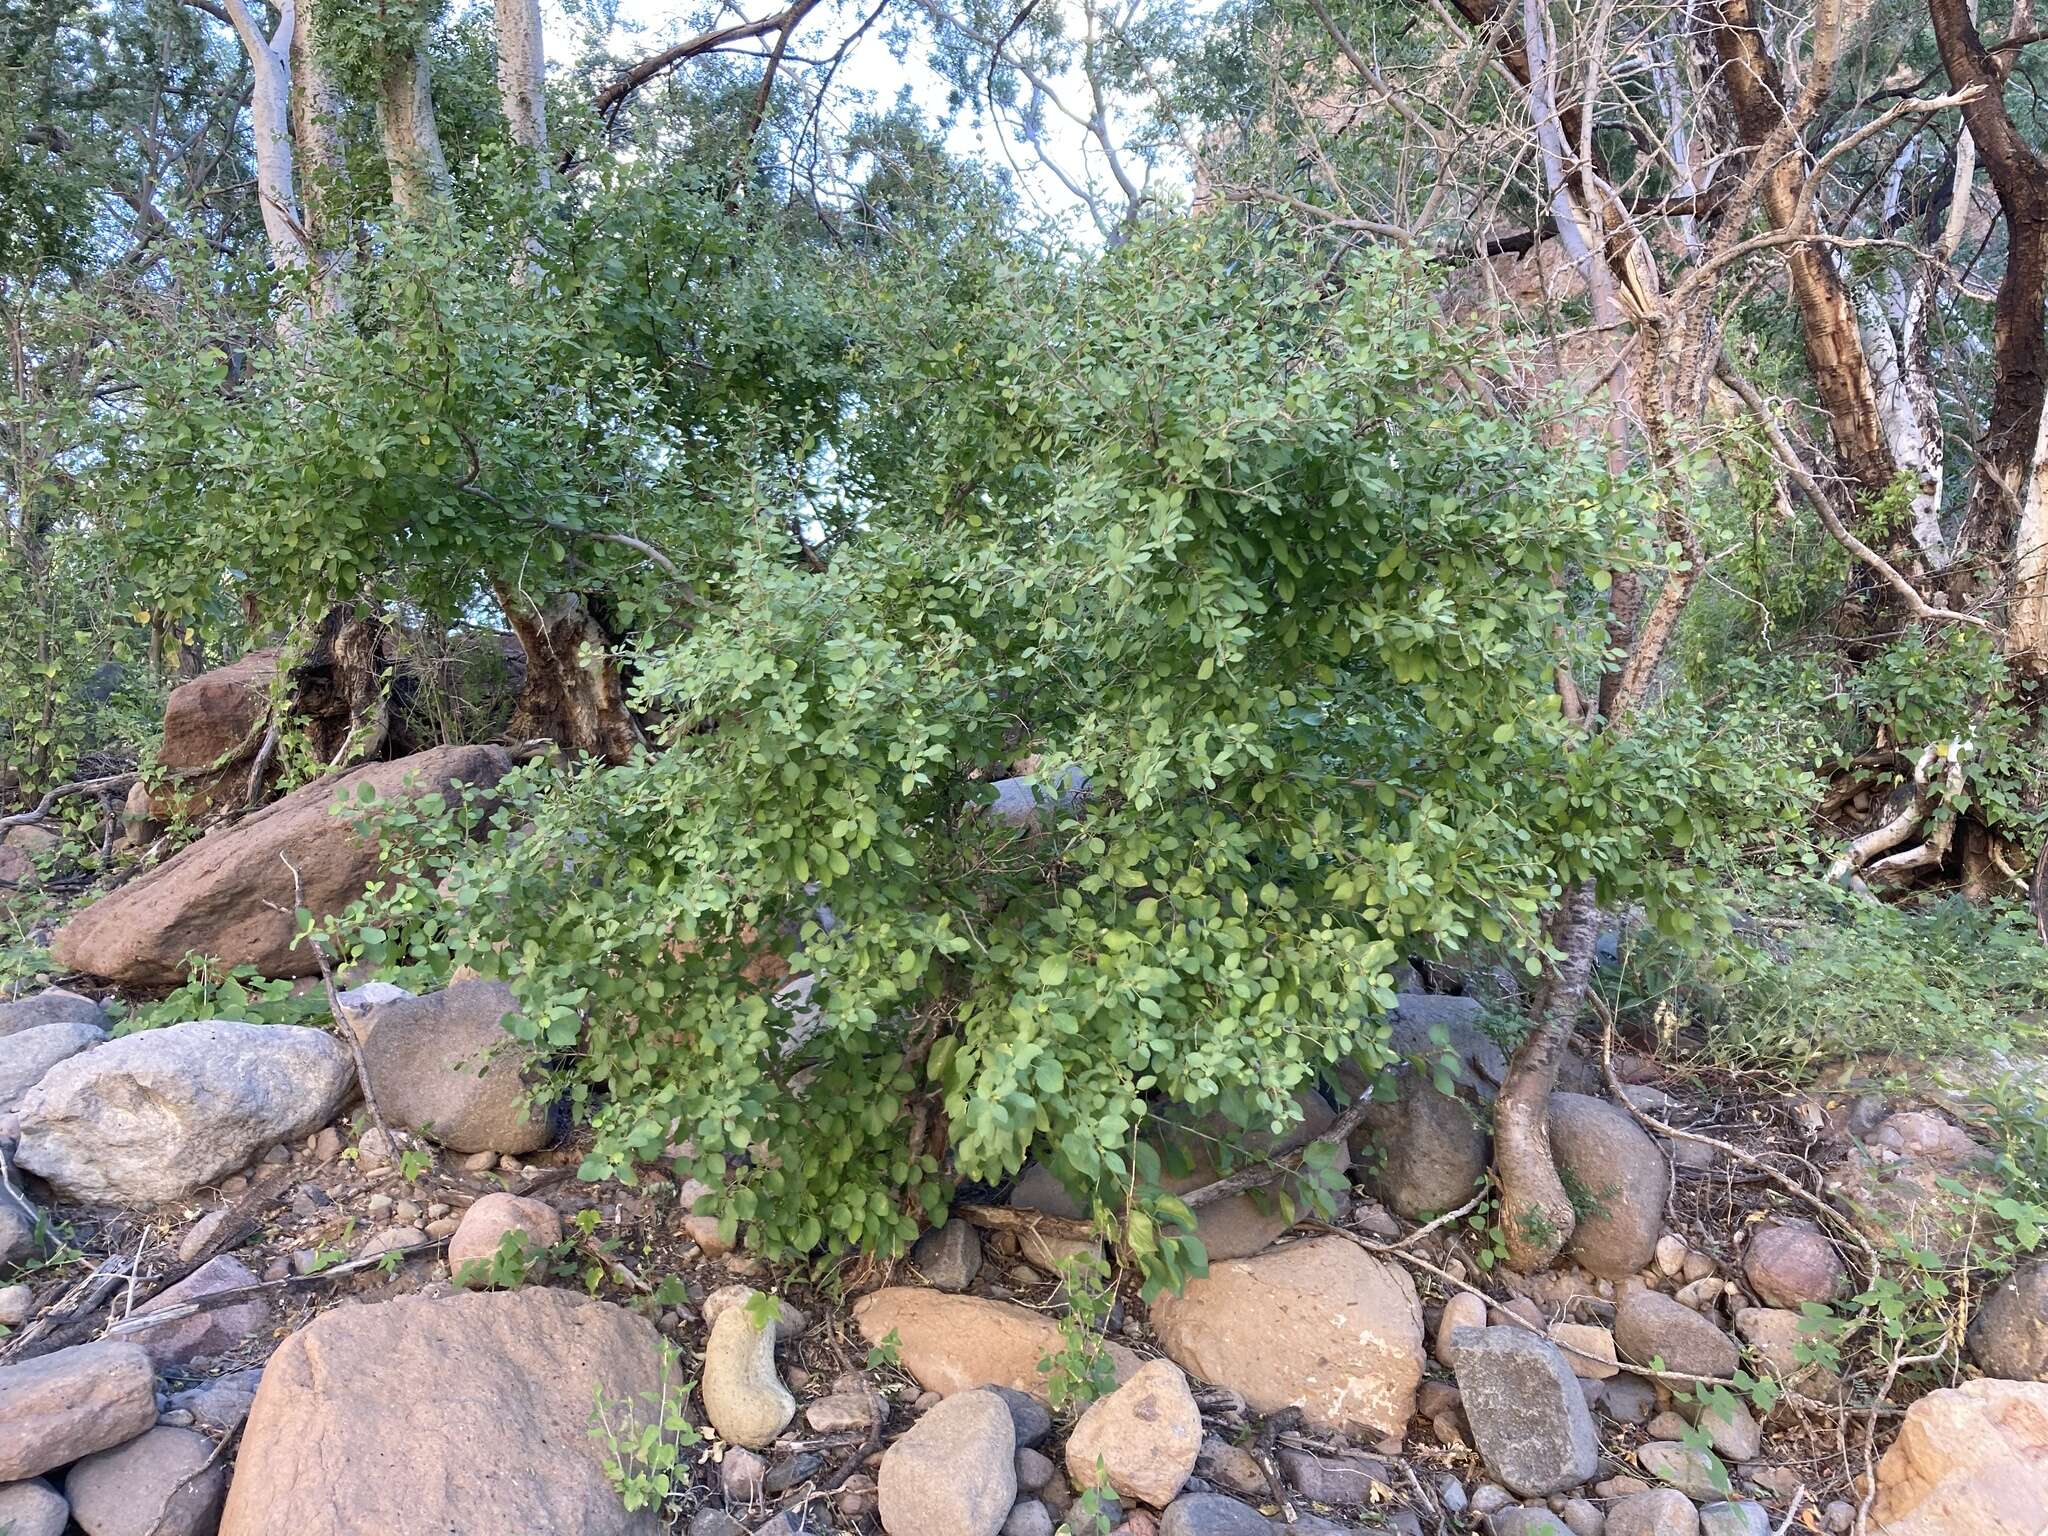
[220,0,309,291]
[2007,389,2048,669]
[378,49,452,222]
[494,0,550,176]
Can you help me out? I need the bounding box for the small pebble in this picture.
[0,1283,35,1327]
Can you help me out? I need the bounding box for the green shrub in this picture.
[342,229,1786,1283]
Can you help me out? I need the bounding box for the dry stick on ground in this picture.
[274,853,392,1154]
[1588,995,1880,1278]
[0,771,140,830]
[102,1237,453,1340]
[5,1163,297,1362]
[1179,1095,1375,1210]
[953,1203,1098,1244]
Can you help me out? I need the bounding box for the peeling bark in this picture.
[377,48,452,222]
[289,0,349,311]
[498,590,642,763]
[2006,399,2048,670]
[1707,0,1895,499]
[219,0,309,288]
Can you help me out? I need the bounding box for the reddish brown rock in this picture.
[852,1290,1140,1401]
[1148,1235,1424,1439]
[52,746,510,987]
[219,1288,669,1536]
[1868,1378,2048,1535]
[149,649,278,821]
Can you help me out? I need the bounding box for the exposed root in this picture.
[1824,742,1968,890]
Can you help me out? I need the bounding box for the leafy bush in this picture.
[343,227,1785,1280]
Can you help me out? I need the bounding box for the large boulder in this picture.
[1548,1093,1667,1278]
[1970,1260,2048,1381]
[1148,1234,1424,1439]
[0,1341,157,1482]
[1453,1327,1600,1496]
[852,1290,1140,1401]
[1867,1378,2048,1535]
[358,982,549,1155]
[147,648,279,822]
[51,746,511,987]
[16,1020,354,1204]
[0,1018,104,1113]
[218,1287,672,1536]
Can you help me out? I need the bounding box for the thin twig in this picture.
[1592,994,1880,1278]
[276,853,392,1152]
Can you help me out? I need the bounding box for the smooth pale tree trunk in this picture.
[289,0,349,311]
[219,0,310,326]
[494,0,550,177]
[2006,401,2048,670]
[377,49,453,221]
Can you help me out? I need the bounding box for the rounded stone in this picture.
[0,1480,68,1536]
[1615,1290,1738,1379]
[1741,1223,1845,1310]
[1436,1292,1488,1367]
[877,1389,1016,1536]
[66,1426,226,1536]
[1968,1260,2048,1381]
[1547,1094,1668,1280]
[1158,1492,1273,1535]
[448,1193,563,1285]
[1605,1488,1699,1536]
[701,1300,796,1450]
[1063,1359,1201,1507]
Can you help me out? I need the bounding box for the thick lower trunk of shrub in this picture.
[1495,880,1599,1273]
[500,591,640,762]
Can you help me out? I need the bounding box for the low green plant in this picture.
[109,959,328,1035]
[1036,1252,1122,1411]
[1617,877,2048,1077]
[589,1341,703,1518]
[452,1228,549,1290]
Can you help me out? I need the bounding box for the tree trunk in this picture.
[1707,0,1895,500]
[377,48,452,222]
[1495,881,1600,1272]
[219,0,310,295]
[289,0,349,311]
[2007,397,2048,669]
[498,590,641,762]
[494,0,550,174]
[1927,0,2048,588]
